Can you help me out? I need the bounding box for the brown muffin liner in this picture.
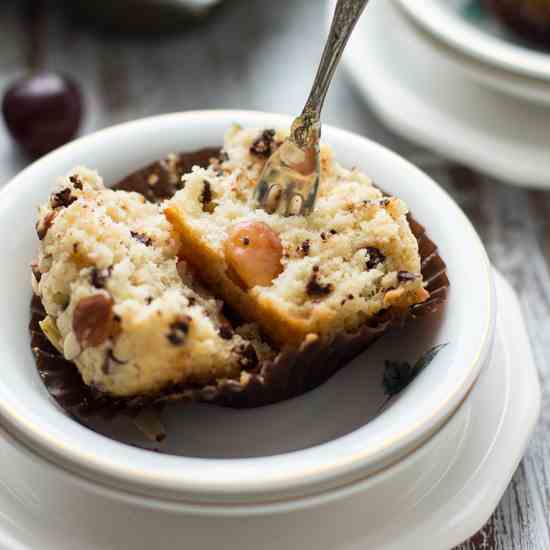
[29,151,449,419]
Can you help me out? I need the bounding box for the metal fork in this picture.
[254,0,369,217]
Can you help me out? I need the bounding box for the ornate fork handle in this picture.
[255,0,369,216]
[293,0,369,147]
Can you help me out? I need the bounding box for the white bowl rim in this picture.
[395,0,550,84]
[0,110,495,504]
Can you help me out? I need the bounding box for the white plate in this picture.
[0,110,493,505]
[395,0,550,105]
[0,269,538,549]
[341,0,550,188]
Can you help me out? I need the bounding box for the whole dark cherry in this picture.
[2,72,83,158]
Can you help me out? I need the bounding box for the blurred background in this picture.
[1,1,550,549]
[0,0,399,179]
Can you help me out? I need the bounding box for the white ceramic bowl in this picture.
[395,0,550,105]
[0,110,495,508]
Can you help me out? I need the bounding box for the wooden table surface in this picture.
[1,1,549,548]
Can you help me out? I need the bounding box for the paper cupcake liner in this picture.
[30,151,449,418]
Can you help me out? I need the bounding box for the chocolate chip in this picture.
[73,294,113,348]
[31,262,41,283]
[200,180,213,210]
[36,211,56,240]
[166,317,191,346]
[69,175,83,190]
[250,129,276,158]
[146,297,153,305]
[300,240,311,256]
[91,266,113,289]
[330,229,337,235]
[219,325,234,340]
[312,265,320,273]
[242,237,250,246]
[306,278,334,298]
[398,271,418,282]
[320,232,327,241]
[51,188,77,209]
[238,344,259,371]
[131,231,153,247]
[306,270,334,299]
[366,247,385,270]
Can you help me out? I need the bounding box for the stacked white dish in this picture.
[397,0,550,105]
[337,0,550,188]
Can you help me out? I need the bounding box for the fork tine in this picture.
[265,184,283,214]
[288,195,304,216]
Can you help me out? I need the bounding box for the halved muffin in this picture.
[165,126,429,348]
[32,167,273,398]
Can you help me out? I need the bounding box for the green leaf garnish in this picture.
[382,343,448,398]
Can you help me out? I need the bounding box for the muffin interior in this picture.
[31,126,434,400]
[165,126,428,344]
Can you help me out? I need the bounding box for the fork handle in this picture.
[297,0,369,139]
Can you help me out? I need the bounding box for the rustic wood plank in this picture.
[33,2,109,134]
[447,173,550,549]
[0,1,32,185]
[528,191,550,283]
[460,517,497,549]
